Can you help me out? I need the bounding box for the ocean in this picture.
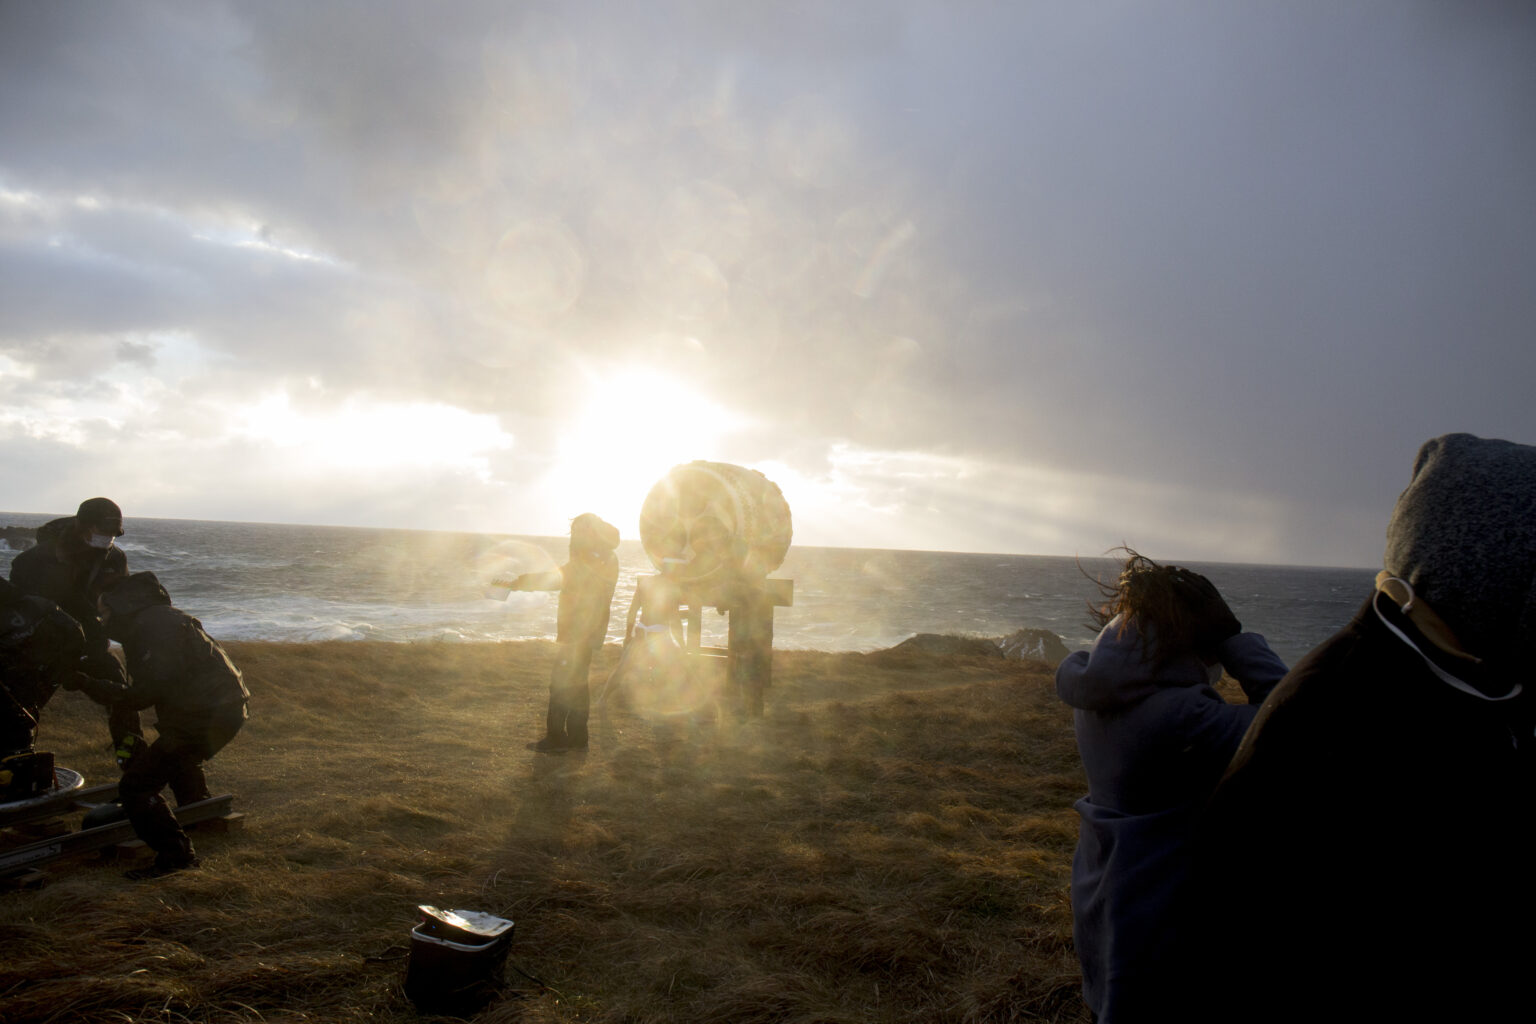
[0,513,1377,667]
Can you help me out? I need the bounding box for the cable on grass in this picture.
[505,958,557,993]
[362,944,411,963]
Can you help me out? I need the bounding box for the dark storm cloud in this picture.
[1,0,1532,563]
[862,3,1536,491]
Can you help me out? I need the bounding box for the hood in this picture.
[0,594,85,659]
[1055,614,1211,712]
[101,571,172,618]
[572,513,620,552]
[1383,433,1536,670]
[34,516,75,548]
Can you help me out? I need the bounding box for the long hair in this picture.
[1085,547,1204,666]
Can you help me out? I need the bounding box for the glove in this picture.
[115,732,146,770]
[1174,570,1242,651]
[69,672,129,706]
[81,651,129,687]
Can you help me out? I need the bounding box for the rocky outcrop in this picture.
[1,525,36,551]
[996,627,1071,666]
[881,627,1072,665]
[885,633,1004,658]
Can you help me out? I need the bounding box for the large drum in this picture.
[639,462,792,584]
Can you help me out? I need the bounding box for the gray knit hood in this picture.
[1383,433,1536,670]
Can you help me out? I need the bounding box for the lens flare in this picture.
[601,635,721,718]
[476,539,559,600]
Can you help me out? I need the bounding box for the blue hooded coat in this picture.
[1055,616,1286,1022]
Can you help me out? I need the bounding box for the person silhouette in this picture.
[503,514,620,754]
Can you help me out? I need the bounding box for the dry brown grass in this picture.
[1,642,1087,1023]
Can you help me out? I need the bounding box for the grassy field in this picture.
[1,641,1088,1023]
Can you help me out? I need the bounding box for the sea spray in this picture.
[0,512,1374,664]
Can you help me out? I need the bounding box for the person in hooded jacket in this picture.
[1189,434,1536,1022]
[9,498,136,741]
[91,571,249,878]
[0,578,88,798]
[1,578,86,751]
[501,514,620,754]
[1055,551,1287,1023]
[9,498,128,649]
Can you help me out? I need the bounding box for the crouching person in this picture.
[1,578,86,799]
[95,572,248,878]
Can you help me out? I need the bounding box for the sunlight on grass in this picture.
[2,641,1087,1023]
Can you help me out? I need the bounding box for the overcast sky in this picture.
[2,1,1532,567]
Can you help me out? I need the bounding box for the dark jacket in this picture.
[556,552,619,647]
[1,579,86,750]
[1,579,85,691]
[1191,595,1535,1022]
[9,515,127,653]
[1189,434,1536,1021]
[104,574,248,726]
[1056,618,1286,1023]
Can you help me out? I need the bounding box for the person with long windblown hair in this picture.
[1055,550,1286,1023]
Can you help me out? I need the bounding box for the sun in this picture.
[543,367,744,532]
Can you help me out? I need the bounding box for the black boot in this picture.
[122,791,198,878]
[125,851,201,880]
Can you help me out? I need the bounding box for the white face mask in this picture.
[86,532,116,550]
[1207,661,1225,686]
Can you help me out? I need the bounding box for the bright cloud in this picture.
[230,392,514,477]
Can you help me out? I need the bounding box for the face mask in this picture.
[1207,661,1225,686]
[86,532,115,550]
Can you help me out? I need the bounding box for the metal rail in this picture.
[1,794,233,876]
[0,781,120,831]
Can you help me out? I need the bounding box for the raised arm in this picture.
[495,569,564,592]
[1212,632,1289,705]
